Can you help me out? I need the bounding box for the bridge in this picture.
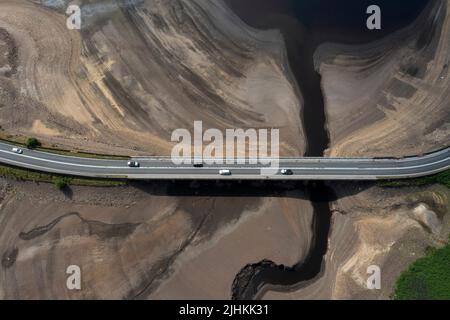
[0,142,449,180]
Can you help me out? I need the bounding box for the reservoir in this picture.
[226,0,431,299]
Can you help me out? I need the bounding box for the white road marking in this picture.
[0,144,448,178]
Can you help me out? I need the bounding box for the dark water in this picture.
[231,182,335,300]
[227,0,431,156]
[226,0,431,299]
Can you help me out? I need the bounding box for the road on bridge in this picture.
[0,142,449,180]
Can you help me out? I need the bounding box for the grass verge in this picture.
[0,135,130,160]
[378,170,450,189]
[0,164,127,188]
[394,237,450,300]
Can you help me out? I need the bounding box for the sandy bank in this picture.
[0,0,304,156]
[315,0,450,157]
[264,183,450,299]
[0,179,313,299]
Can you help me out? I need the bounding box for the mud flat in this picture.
[264,183,450,299]
[224,0,436,300]
[316,0,450,157]
[0,179,314,299]
[0,0,304,156]
[0,180,193,299]
[149,192,313,300]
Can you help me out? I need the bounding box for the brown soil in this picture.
[0,0,305,157]
[264,183,450,299]
[0,179,313,299]
[316,0,450,157]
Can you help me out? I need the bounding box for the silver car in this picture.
[12,147,23,154]
[219,169,231,176]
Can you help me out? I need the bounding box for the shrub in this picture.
[54,176,71,190]
[26,137,41,149]
[394,237,450,300]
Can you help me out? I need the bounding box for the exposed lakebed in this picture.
[226,0,431,299]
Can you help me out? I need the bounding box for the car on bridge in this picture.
[281,169,294,176]
[127,161,140,168]
[219,169,232,176]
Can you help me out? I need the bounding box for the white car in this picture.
[281,169,293,175]
[219,169,232,176]
[12,147,23,154]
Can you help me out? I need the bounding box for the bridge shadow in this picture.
[128,179,373,202]
[128,179,375,300]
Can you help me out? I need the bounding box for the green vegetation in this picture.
[25,137,41,149]
[0,164,126,188]
[53,176,71,190]
[0,135,128,188]
[379,170,450,189]
[44,149,130,160]
[384,169,450,300]
[394,238,450,300]
[0,136,129,160]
